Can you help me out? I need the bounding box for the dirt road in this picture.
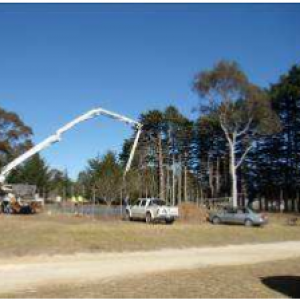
[1,241,300,295]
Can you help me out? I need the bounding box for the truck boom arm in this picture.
[0,107,142,184]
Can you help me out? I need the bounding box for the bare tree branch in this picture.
[235,144,253,169]
[236,117,253,137]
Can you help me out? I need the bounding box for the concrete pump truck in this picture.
[0,107,142,214]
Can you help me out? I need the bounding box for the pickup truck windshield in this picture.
[150,199,166,206]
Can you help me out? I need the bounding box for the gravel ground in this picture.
[5,257,300,298]
[1,241,300,298]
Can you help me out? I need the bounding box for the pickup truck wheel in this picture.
[125,210,131,221]
[166,219,174,225]
[212,217,221,225]
[245,219,253,227]
[146,212,152,224]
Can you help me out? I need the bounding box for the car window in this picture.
[226,207,237,214]
[151,199,166,206]
[134,200,141,206]
[140,200,147,207]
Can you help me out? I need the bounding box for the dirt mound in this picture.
[178,202,208,223]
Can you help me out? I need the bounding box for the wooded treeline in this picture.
[1,62,299,211]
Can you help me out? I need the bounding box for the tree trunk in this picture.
[166,129,171,204]
[208,158,214,198]
[172,153,176,206]
[291,197,295,212]
[216,157,220,197]
[138,171,142,198]
[166,166,170,202]
[184,167,187,202]
[151,171,155,198]
[230,143,238,208]
[157,135,165,199]
[145,168,148,198]
[200,184,203,204]
[178,154,182,204]
[184,151,188,202]
[259,195,262,211]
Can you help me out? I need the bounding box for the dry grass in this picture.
[178,202,208,223]
[0,212,299,258]
[5,257,300,298]
[1,212,300,298]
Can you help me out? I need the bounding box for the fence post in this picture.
[93,187,96,220]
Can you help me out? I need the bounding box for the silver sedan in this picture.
[209,206,268,227]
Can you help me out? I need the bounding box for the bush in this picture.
[178,202,208,224]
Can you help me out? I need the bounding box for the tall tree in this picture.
[49,169,73,199]
[139,110,165,199]
[163,106,193,203]
[82,151,123,204]
[0,106,32,168]
[194,60,280,207]
[252,64,300,211]
[8,154,50,189]
[193,114,229,199]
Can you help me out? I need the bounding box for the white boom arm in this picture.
[0,107,142,184]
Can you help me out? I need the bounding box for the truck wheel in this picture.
[166,219,174,225]
[125,210,131,221]
[146,212,152,224]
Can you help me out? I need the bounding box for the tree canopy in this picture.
[1,63,300,213]
[0,107,32,167]
[193,60,280,207]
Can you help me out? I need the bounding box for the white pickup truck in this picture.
[125,198,179,224]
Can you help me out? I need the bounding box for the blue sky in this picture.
[0,4,299,178]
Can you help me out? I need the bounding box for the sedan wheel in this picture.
[212,217,221,225]
[245,219,253,227]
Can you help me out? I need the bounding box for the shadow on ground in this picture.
[261,276,300,298]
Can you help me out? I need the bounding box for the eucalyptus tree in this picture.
[0,106,32,167]
[194,61,280,207]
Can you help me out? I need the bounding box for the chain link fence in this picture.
[45,201,123,220]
